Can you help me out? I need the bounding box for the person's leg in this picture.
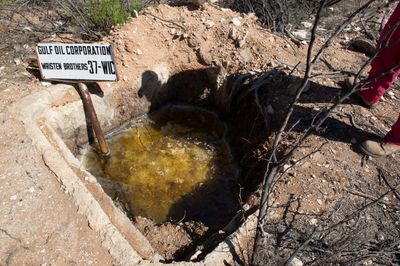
[360,114,400,157]
[358,3,400,157]
[359,55,400,105]
[384,114,400,145]
[358,3,400,104]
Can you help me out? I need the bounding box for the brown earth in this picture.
[0,1,399,265]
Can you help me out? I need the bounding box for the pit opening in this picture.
[82,104,239,222]
[43,67,297,262]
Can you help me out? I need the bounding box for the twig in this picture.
[378,168,400,201]
[144,11,186,31]
[348,112,357,127]
[324,183,400,233]
[284,227,317,266]
[251,1,400,263]
[320,56,364,77]
[345,188,382,202]
[285,183,400,264]
[253,2,329,263]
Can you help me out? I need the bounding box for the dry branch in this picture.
[251,0,400,264]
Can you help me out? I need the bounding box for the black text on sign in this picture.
[36,43,118,81]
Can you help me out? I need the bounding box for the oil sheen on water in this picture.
[82,105,239,227]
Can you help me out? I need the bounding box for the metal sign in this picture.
[36,43,118,81]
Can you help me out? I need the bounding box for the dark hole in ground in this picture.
[82,105,241,230]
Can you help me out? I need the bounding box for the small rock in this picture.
[203,20,215,29]
[283,163,291,171]
[152,253,164,263]
[14,58,21,65]
[238,32,248,48]
[239,48,253,63]
[10,194,17,201]
[301,21,313,28]
[351,138,357,144]
[383,196,389,202]
[84,175,97,183]
[28,187,35,193]
[348,38,376,56]
[231,17,241,26]
[387,91,396,99]
[228,27,237,40]
[309,218,318,225]
[291,29,309,40]
[136,48,143,55]
[41,81,52,87]
[376,232,385,241]
[190,250,202,261]
[23,26,33,32]
[169,28,177,35]
[238,38,246,48]
[288,257,303,266]
[363,259,373,266]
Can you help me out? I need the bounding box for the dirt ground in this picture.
[0,1,399,265]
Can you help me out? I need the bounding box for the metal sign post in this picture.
[36,43,119,157]
[77,83,110,157]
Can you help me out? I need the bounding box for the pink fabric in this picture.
[359,2,400,145]
[385,115,400,144]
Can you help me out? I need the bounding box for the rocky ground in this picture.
[0,1,399,265]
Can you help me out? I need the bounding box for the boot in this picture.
[360,140,400,157]
[344,77,375,109]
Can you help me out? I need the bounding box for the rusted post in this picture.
[77,83,110,157]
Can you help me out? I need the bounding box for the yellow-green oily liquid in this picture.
[82,106,238,225]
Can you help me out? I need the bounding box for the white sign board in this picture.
[36,43,118,81]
